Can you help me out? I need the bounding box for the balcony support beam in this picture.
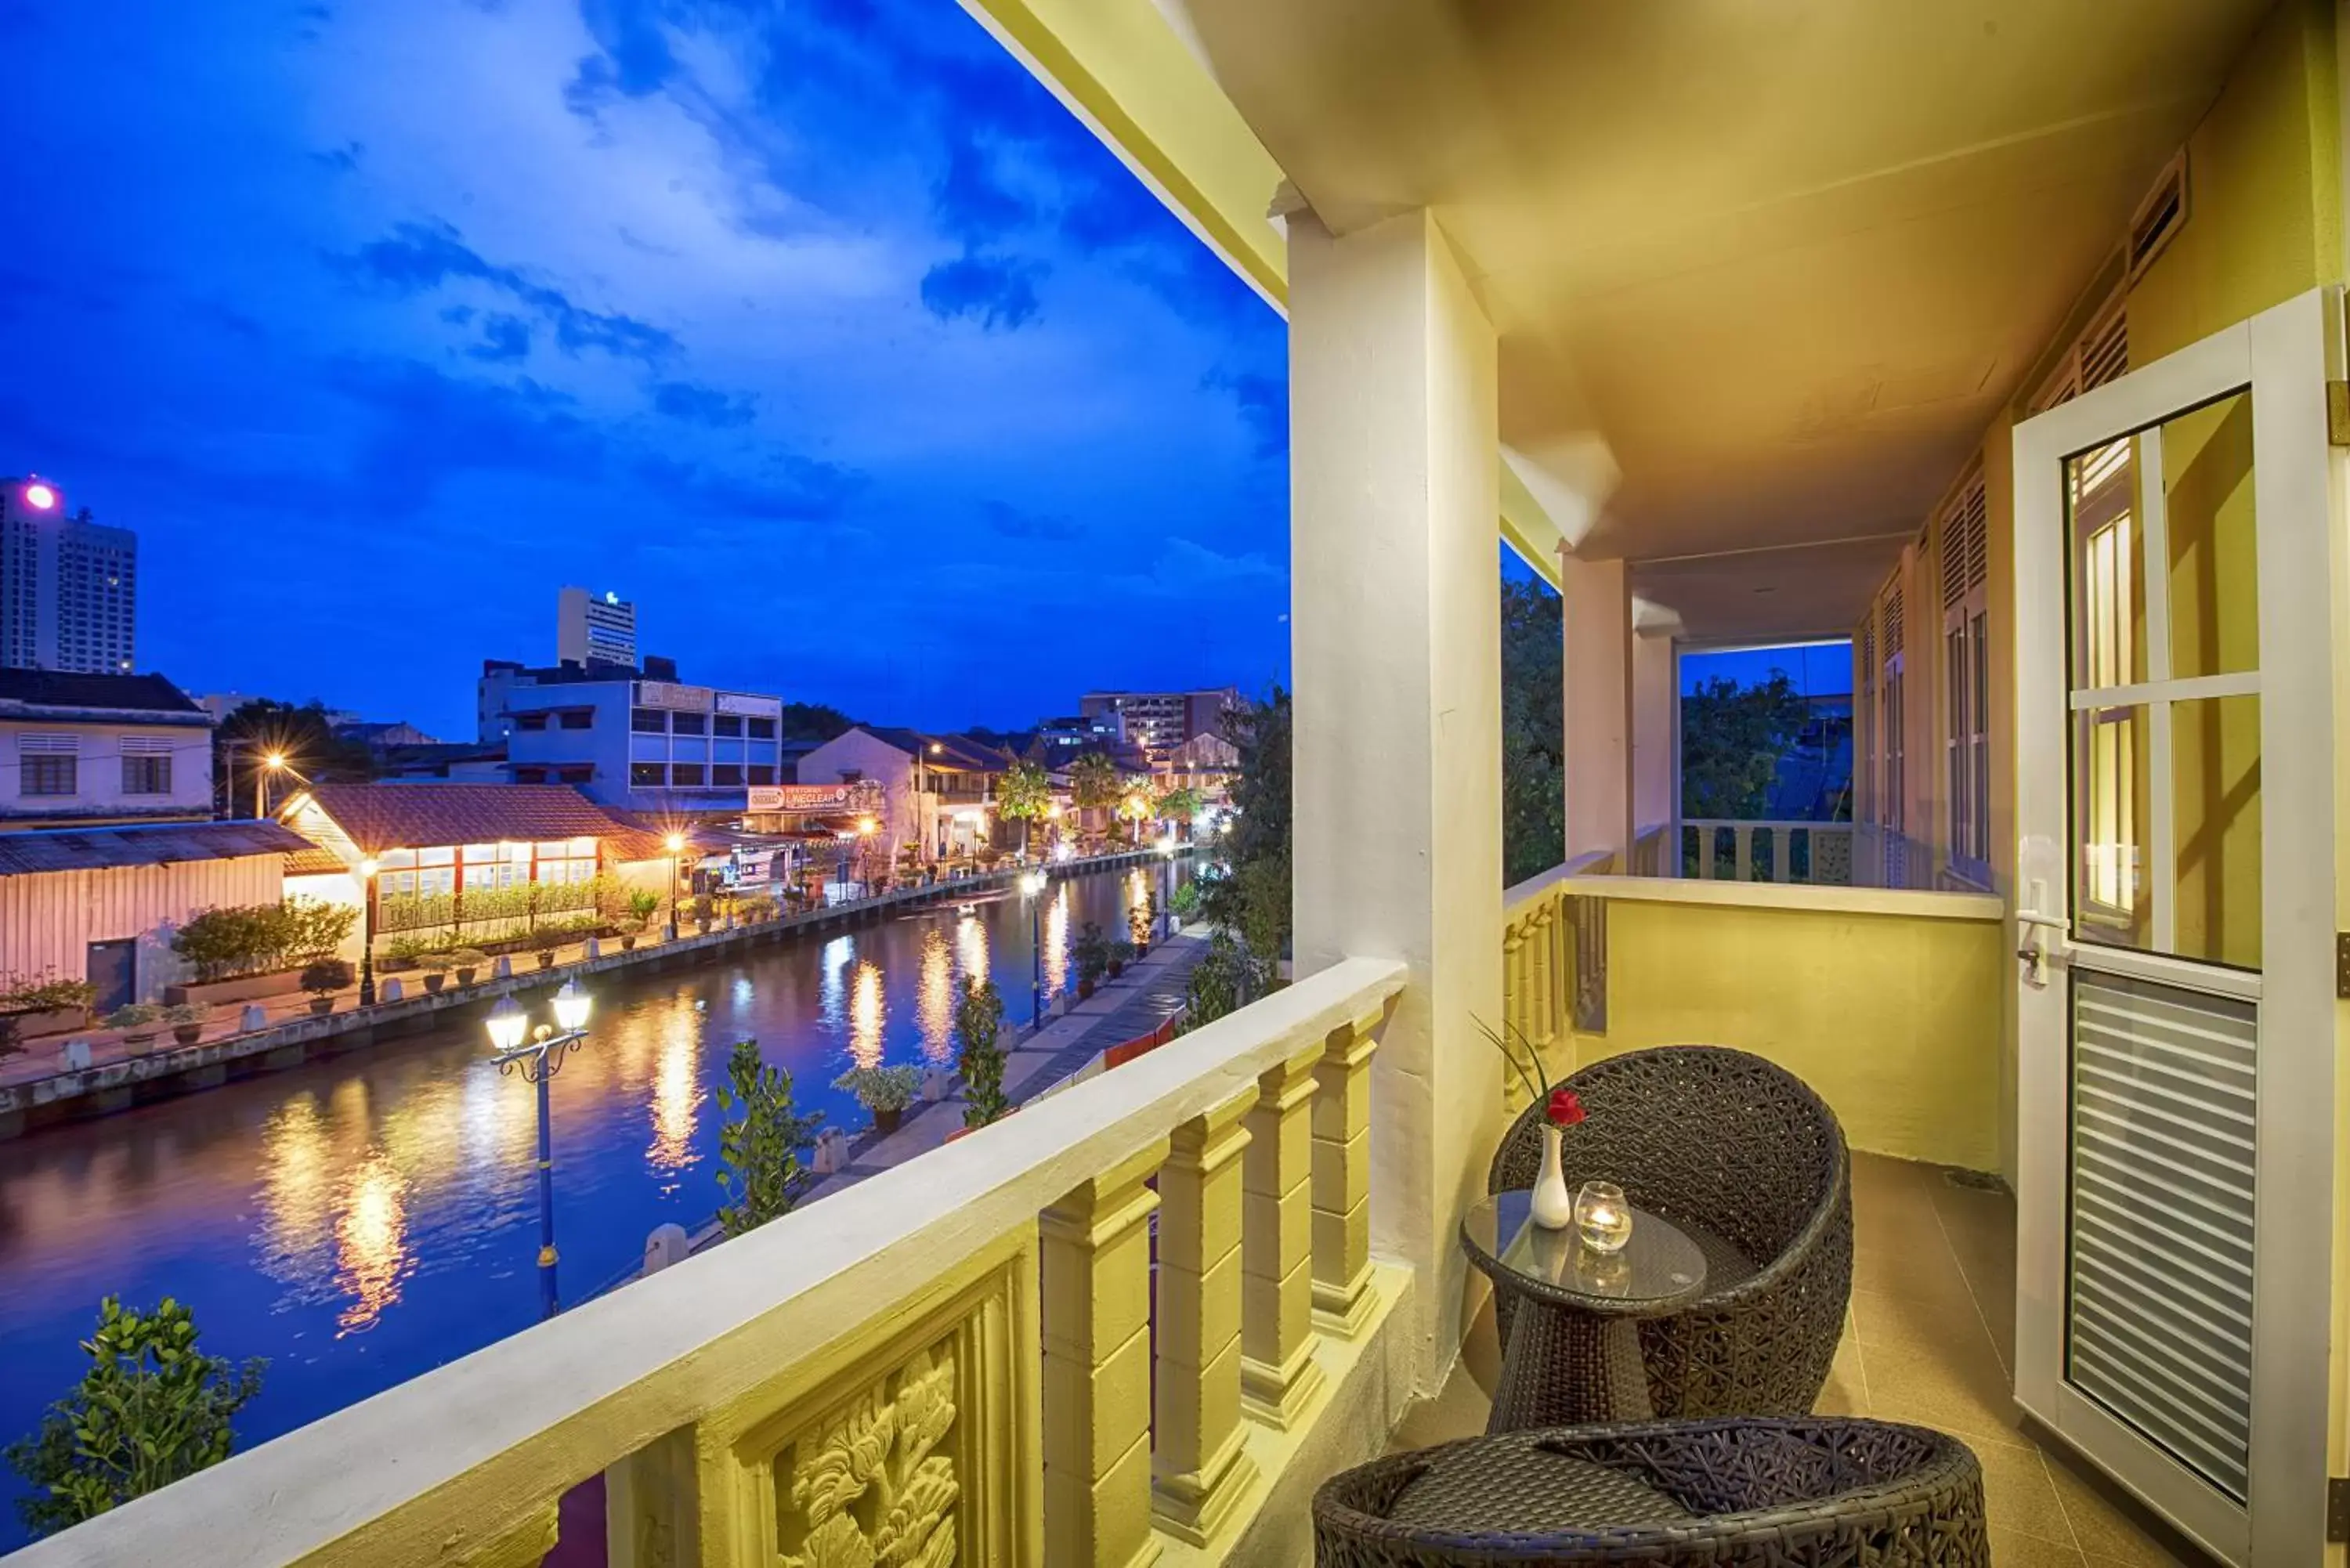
[1289,204,1503,1398]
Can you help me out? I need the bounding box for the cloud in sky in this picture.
[5,0,1289,732]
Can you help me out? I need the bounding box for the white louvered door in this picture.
[2012,287,2341,1568]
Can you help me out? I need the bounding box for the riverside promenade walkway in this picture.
[794,925,1209,1201]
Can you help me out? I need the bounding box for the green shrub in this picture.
[103,1004,161,1031]
[0,971,96,1017]
[714,1041,822,1238]
[956,978,1008,1129]
[158,1003,208,1027]
[298,959,353,998]
[1073,923,1110,986]
[833,1064,921,1114]
[170,900,356,981]
[4,1297,262,1537]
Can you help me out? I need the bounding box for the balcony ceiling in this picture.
[1173,0,2271,640]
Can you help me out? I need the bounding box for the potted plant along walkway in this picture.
[833,1064,921,1136]
[301,959,354,1016]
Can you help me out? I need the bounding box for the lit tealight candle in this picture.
[1574,1180,1633,1255]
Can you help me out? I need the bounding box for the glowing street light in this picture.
[485,980,595,1318]
[251,750,293,818]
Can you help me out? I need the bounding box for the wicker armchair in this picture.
[1488,1046,1852,1422]
[1313,1418,1987,1566]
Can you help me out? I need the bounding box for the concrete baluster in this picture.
[1040,1138,1167,1568]
[1152,1089,1256,1545]
[1311,1010,1383,1339]
[1240,1039,1328,1429]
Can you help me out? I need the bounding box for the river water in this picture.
[0,859,1184,1544]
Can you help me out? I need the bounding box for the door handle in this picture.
[2016,881,2066,988]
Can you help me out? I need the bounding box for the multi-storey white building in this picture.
[490,662,785,816]
[0,477,137,674]
[557,585,637,670]
[0,670,212,826]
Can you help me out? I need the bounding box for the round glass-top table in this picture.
[1460,1190,1708,1430]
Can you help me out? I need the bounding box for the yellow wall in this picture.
[1572,898,2006,1171]
[2128,0,2342,362]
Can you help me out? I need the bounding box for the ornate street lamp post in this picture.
[356,857,379,1006]
[1021,868,1049,1026]
[485,979,594,1319]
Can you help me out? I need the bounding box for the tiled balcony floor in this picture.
[1395,1153,2211,1568]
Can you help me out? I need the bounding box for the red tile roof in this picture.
[293,783,649,854]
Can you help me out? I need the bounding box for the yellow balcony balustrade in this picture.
[1501,864,2006,1170]
[13,957,1404,1568]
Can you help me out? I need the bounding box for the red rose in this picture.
[1547,1087,1585,1127]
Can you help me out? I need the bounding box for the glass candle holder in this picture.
[1574,1180,1633,1254]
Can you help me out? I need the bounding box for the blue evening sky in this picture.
[0,0,1289,738]
[1682,642,1852,699]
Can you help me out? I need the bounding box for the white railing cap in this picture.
[10,956,1406,1568]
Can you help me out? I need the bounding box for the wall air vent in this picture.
[2126,151,2188,284]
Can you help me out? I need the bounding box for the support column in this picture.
[1240,1039,1328,1428]
[1153,1091,1256,1546]
[1041,1139,1168,1568]
[1560,553,1633,863]
[1290,206,1503,1396]
[1630,629,1676,866]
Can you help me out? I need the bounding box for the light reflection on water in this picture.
[0,862,1188,1546]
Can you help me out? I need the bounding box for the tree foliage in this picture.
[5,1297,264,1537]
[1202,688,1290,981]
[994,760,1050,854]
[1500,575,1566,886]
[776,703,855,742]
[213,699,375,813]
[714,1040,823,1237]
[1680,672,1810,820]
[955,977,1008,1129]
[171,899,359,981]
[1067,752,1120,812]
[1154,786,1202,828]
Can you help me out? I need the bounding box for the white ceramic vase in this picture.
[1531,1122,1575,1229]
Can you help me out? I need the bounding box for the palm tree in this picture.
[1155,786,1203,837]
[1117,782,1155,844]
[996,759,1050,856]
[1069,752,1121,821]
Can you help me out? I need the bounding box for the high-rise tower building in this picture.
[0,477,137,674]
[557,585,637,669]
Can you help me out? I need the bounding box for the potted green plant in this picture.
[446,948,487,987]
[692,894,714,935]
[161,1002,208,1046]
[1073,923,1109,999]
[418,952,454,994]
[1107,938,1135,980]
[533,941,558,970]
[833,1063,922,1136]
[625,891,660,947]
[300,958,353,1016]
[106,1003,163,1049]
